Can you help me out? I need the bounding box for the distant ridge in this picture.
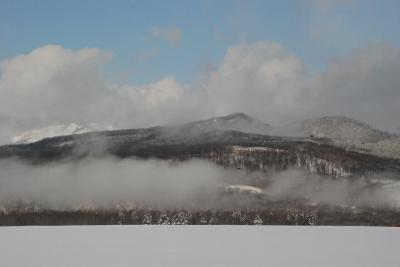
[184,112,272,135]
[270,116,394,145]
[7,113,400,159]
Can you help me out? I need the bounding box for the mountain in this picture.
[356,136,400,160]
[1,113,400,177]
[1,113,400,226]
[11,123,114,144]
[10,113,271,145]
[6,113,399,165]
[269,116,400,159]
[270,116,394,145]
[183,112,272,135]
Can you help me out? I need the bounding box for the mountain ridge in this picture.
[180,112,273,135]
[270,115,394,144]
[7,113,400,159]
[11,123,114,144]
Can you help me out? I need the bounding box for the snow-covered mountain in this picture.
[184,113,272,135]
[356,137,400,159]
[11,123,113,144]
[11,113,271,145]
[270,116,393,145]
[1,112,400,179]
[270,116,400,159]
[7,113,400,159]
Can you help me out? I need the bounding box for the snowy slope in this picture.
[270,116,393,145]
[356,137,400,159]
[11,123,113,144]
[8,114,400,159]
[269,116,400,159]
[10,113,271,145]
[0,226,399,267]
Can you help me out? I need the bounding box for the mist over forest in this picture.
[1,157,399,211]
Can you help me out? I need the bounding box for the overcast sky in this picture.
[0,0,400,143]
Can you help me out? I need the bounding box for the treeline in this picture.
[0,206,399,226]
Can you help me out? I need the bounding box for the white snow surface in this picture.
[225,184,264,194]
[11,123,113,144]
[0,226,399,267]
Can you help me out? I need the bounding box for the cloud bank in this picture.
[0,41,400,143]
[0,158,399,210]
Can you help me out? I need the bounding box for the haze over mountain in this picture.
[181,113,272,135]
[6,112,400,161]
[9,112,396,148]
[9,113,272,145]
[270,116,395,145]
[269,116,400,159]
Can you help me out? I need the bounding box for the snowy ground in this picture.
[0,226,399,267]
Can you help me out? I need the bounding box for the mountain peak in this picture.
[220,112,252,121]
[186,112,272,135]
[271,115,392,144]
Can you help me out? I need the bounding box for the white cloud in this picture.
[203,42,400,131]
[311,43,400,130]
[0,45,190,143]
[113,76,185,107]
[203,42,312,125]
[0,45,111,131]
[151,26,182,47]
[109,76,192,127]
[0,41,400,143]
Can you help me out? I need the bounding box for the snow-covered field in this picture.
[0,226,399,267]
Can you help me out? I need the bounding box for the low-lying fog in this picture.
[0,158,399,210]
